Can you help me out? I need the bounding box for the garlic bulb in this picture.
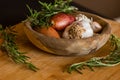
[62,21,86,39]
[76,14,93,38]
[63,14,94,39]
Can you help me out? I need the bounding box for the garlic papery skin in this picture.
[76,14,93,38]
[81,22,94,38]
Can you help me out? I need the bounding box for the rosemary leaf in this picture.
[0,25,39,72]
[27,0,77,27]
[68,34,120,74]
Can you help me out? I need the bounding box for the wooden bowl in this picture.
[24,11,111,56]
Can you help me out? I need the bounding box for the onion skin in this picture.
[67,14,75,24]
[51,13,75,30]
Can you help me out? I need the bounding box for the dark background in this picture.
[0,0,49,26]
[73,0,120,19]
[0,0,115,27]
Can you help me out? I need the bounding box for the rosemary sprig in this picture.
[68,34,120,74]
[0,25,39,72]
[27,0,77,27]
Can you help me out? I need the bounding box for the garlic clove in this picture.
[91,21,102,33]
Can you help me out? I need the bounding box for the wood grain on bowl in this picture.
[24,11,111,56]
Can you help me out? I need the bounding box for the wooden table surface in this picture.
[0,20,120,80]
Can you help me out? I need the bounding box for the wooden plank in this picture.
[0,20,120,80]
